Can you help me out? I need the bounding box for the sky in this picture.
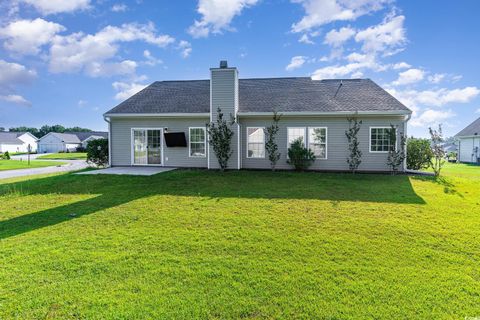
[0,0,479,138]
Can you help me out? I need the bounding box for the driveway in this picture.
[0,158,88,180]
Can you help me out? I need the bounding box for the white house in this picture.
[455,117,480,164]
[38,131,108,153]
[0,132,38,153]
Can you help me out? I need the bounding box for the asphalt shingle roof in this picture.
[455,117,480,137]
[0,132,24,145]
[105,78,411,115]
[47,132,108,143]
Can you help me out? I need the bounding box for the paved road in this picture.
[1,155,89,180]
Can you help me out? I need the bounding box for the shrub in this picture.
[76,146,87,152]
[207,108,235,171]
[86,138,109,167]
[264,111,282,171]
[386,125,406,174]
[287,138,315,171]
[345,117,362,173]
[429,124,446,176]
[406,138,432,170]
[3,151,11,160]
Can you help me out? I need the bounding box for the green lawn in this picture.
[0,163,479,319]
[37,152,87,160]
[0,159,66,171]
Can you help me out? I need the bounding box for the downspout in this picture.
[103,115,112,167]
[403,113,411,172]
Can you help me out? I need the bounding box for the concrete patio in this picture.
[76,166,176,176]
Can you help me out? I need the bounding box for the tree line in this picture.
[1,125,92,138]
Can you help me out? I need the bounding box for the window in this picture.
[287,127,306,148]
[370,127,395,152]
[308,127,327,159]
[189,127,206,157]
[247,127,265,158]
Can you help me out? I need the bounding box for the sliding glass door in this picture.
[132,129,162,165]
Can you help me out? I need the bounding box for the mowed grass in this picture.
[0,159,66,171]
[0,164,479,319]
[37,152,87,160]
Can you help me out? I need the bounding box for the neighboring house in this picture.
[0,132,38,153]
[38,131,108,153]
[103,61,412,171]
[455,117,480,164]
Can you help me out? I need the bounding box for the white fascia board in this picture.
[103,113,210,118]
[237,110,412,117]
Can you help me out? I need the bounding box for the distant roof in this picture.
[455,117,480,137]
[43,131,108,143]
[105,78,411,115]
[0,132,35,145]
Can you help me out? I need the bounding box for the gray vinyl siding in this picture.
[458,136,480,163]
[209,68,240,169]
[110,117,209,167]
[240,116,406,171]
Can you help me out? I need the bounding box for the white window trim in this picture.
[246,126,265,159]
[130,127,164,166]
[287,127,307,148]
[308,127,328,160]
[189,127,207,158]
[369,126,397,153]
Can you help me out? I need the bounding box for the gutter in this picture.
[103,116,112,167]
[103,112,210,118]
[237,110,412,117]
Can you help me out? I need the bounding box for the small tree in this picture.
[3,151,11,160]
[207,108,235,171]
[429,124,446,176]
[345,117,362,173]
[287,138,315,171]
[264,111,282,171]
[406,137,432,170]
[86,138,109,167]
[386,125,406,174]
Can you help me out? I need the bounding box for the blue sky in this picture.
[0,0,479,137]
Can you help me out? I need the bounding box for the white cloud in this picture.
[392,61,410,70]
[392,68,424,86]
[387,87,480,110]
[409,109,454,127]
[286,56,307,71]
[19,0,91,15]
[311,53,383,79]
[299,34,314,44]
[178,40,192,58]
[475,108,480,114]
[324,27,355,47]
[291,0,389,33]
[0,94,31,106]
[0,60,36,106]
[112,81,148,100]
[0,59,37,90]
[49,23,175,76]
[354,14,406,55]
[111,4,127,12]
[188,0,259,38]
[78,99,87,107]
[142,50,162,66]
[0,18,65,55]
[428,73,445,84]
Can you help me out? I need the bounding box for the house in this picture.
[103,61,412,171]
[38,131,108,153]
[0,132,38,153]
[455,117,480,164]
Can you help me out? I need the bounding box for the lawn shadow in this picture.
[0,170,426,240]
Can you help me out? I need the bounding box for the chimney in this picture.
[209,60,240,169]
